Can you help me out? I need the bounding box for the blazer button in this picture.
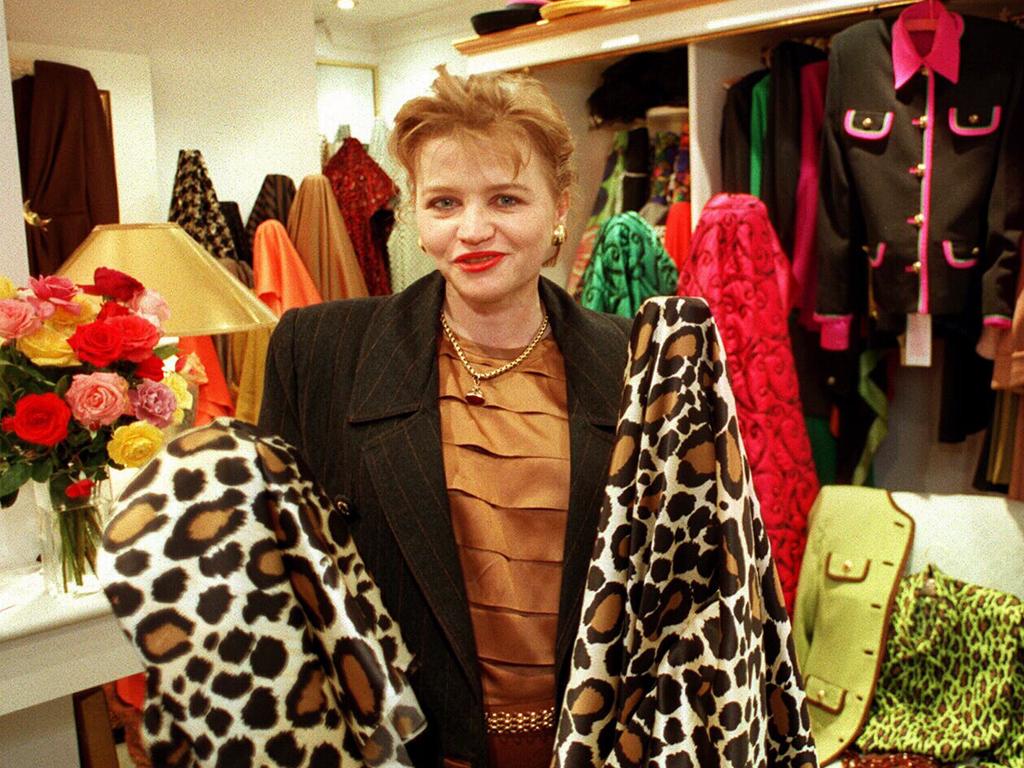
[862,116,874,128]
[968,113,980,125]
[842,559,853,572]
[971,247,981,256]
[909,163,926,177]
[913,213,924,226]
[818,689,827,699]
[908,261,922,274]
[912,114,928,128]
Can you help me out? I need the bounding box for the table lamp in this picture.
[57,224,277,336]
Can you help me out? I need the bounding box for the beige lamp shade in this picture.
[58,224,278,336]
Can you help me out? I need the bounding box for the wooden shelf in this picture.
[455,0,722,56]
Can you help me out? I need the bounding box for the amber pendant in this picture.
[466,383,485,405]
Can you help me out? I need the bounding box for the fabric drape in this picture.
[323,137,397,296]
[749,74,771,198]
[287,174,368,301]
[762,42,828,257]
[168,149,236,261]
[567,131,628,298]
[245,174,295,248]
[218,201,252,265]
[252,220,322,317]
[677,194,819,611]
[12,60,119,276]
[579,212,679,318]
[98,419,426,767]
[554,297,816,768]
[721,69,768,193]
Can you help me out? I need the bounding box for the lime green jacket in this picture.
[792,486,914,765]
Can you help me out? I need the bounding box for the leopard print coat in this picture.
[554,297,817,768]
[98,419,425,767]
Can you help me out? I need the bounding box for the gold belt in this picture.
[485,706,556,735]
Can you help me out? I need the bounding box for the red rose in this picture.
[135,354,165,381]
[65,478,95,500]
[2,393,71,446]
[68,321,124,367]
[97,301,131,322]
[82,268,144,302]
[108,315,160,363]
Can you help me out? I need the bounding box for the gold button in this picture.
[818,689,827,699]
[916,114,928,128]
[827,376,836,386]
[968,113,980,125]
[914,163,926,176]
[862,244,871,253]
[921,65,929,76]
[909,261,922,274]
[862,116,874,128]
[971,247,980,256]
[913,213,924,226]
[842,559,853,572]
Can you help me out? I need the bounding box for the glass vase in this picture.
[32,478,113,597]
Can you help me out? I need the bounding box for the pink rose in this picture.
[0,299,42,339]
[64,372,130,428]
[129,290,171,327]
[128,380,177,428]
[29,275,80,315]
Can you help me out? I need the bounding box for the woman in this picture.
[259,68,631,768]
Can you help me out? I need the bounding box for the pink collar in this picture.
[891,3,964,89]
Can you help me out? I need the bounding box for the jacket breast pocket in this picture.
[843,109,894,140]
[825,552,870,583]
[948,106,1001,137]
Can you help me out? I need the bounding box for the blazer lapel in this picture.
[540,279,629,672]
[348,273,481,697]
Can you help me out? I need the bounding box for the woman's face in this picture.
[414,133,568,312]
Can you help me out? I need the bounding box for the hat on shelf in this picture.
[471,0,548,35]
[539,0,630,21]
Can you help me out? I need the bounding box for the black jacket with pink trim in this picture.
[815,14,1024,341]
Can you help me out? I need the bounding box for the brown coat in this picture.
[13,60,119,276]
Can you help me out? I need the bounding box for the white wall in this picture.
[8,42,161,223]
[0,1,34,568]
[6,0,321,220]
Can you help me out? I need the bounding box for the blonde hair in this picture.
[389,66,575,199]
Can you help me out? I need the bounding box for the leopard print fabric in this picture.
[856,566,1024,768]
[554,298,816,768]
[98,419,425,768]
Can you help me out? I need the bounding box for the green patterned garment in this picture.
[857,566,1024,768]
[578,212,679,319]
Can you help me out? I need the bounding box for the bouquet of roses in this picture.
[0,267,190,587]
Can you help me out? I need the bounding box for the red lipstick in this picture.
[454,251,505,273]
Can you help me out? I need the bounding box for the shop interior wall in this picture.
[0,0,34,568]
[4,0,321,224]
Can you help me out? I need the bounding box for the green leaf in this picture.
[30,458,53,483]
[153,343,178,360]
[0,462,31,497]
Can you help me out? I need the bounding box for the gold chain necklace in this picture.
[439,310,549,405]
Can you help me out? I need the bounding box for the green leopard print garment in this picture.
[857,566,1024,768]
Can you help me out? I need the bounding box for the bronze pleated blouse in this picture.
[438,332,569,767]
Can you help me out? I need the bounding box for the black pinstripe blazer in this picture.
[259,271,631,767]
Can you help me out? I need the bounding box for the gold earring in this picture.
[551,223,566,247]
[418,238,426,253]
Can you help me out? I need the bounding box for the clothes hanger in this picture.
[904,0,940,32]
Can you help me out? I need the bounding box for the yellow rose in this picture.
[163,372,194,425]
[51,295,100,332]
[0,275,16,300]
[17,324,78,367]
[108,421,164,468]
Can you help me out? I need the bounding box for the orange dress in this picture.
[438,333,569,768]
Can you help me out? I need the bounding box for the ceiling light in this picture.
[336,0,356,9]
